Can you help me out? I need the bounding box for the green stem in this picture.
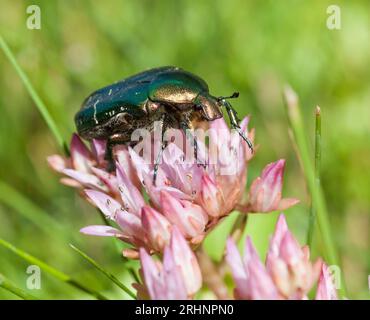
[230,213,248,244]
[0,273,38,300]
[283,86,346,297]
[0,34,67,152]
[70,244,136,299]
[307,106,321,246]
[0,238,108,300]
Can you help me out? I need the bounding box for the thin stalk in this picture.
[196,247,230,299]
[283,86,346,297]
[307,106,321,246]
[0,238,108,300]
[230,213,248,244]
[70,244,136,299]
[0,273,38,300]
[0,34,67,153]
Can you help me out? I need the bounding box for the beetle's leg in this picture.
[180,121,195,162]
[105,138,116,172]
[224,101,254,152]
[153,115,167,185]
[105,134,131,172]
[180,121,206,168]
[153,142,166,185]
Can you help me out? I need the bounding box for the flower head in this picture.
[47,134,139,194]
[315,263,338,300]
[245,160,299,213]
[134,227,202,300]
[266,214,322,299]
[226,236,279,299]
[49,117,259,257]
[226,214,334,300]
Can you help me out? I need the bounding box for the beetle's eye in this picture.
[195,104,202,110]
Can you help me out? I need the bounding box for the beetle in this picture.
[75,66,253,182]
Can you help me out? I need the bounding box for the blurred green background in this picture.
[0,0,369,299]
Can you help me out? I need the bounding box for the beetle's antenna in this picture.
[217,92,239,102]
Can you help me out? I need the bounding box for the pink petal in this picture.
[199,174,224,217]
[60,177,82,188]
[247,160,298,213]
[80,225,123,237]
[271,214,289,246]
[162,247,188,299]
[209,117,229,133]
[266,255,291,297]
[115,145,141,188]
[128,147,151,184]
[160,191,207,238]
[260,159,285,202]
[247,261,279,300]
[276,198,300,211]
[90,167,118,194]
[267,214,289,264]
[123,248,140,259]
[47,155,68,172]
[139,247,188,300]
[141,206,172,252]
[90,139,106,165]
[85,189,122,219]
[115,210,145,245]
[139,248,163,299]
[62,169,107,191]
[116,163,145,216]
[70,134,93,172]
[142,172,191,209]
[226,238,249,299]
[244,237,262,265]
[244,237,279,300]
[315,264,338,300]
[247,177,262,209]
[279,231,304,265]
[169,227,202,295]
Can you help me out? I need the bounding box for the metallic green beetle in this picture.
[75,66,253,181]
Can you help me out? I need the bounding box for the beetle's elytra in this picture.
[75,66,253,180]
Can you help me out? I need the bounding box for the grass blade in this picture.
[0,238,108,300]
[70,244,136,299]
[283,86,347,297]
[0,273,38,300]
[0,34,66,152]
[307,106,321,246]
[0,180,72,240]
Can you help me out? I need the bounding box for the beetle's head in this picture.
[194,91,254,152]
[194,93,223,121]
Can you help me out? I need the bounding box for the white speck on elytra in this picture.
[93,100,99,124]
[108,89,112,96]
